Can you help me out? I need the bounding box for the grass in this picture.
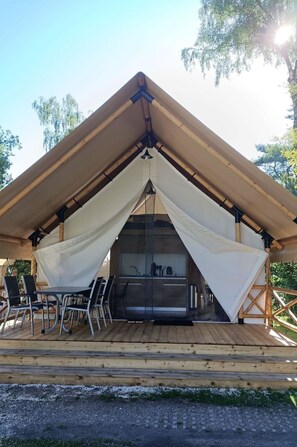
[0,439,135,447]
[273,321,297,342]
[97,387,297,408]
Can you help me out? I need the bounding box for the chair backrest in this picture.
[120,281,128,299]
[4,276,21,306]
[98,278,107,299]
[22,275,37,302]
[89,277,104,308]
[103,275,115,303]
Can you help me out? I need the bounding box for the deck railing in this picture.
[241,284,297,333]
[271,287,297,334]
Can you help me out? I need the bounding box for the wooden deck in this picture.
[0,319,296,347]
[0,320,296,388]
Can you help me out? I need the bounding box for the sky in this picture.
[0,0,292,179]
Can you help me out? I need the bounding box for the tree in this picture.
[182,1,297,128]
[254,132,297,195]
[32,94,85,152]
[283,128,297,174]
[0,127,22,189]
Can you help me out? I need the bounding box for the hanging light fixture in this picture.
[146,180,156,195]
[141,148,153,159]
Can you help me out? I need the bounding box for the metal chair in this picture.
[59,277,103,336]
[22,275,58,333]
[96,275,115,326]
[1,276,42,335]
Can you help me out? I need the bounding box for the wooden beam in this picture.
[152,99,297,221]
[235,216,244,321]
[59,222,64,243]
[0,234,27,245]
[272,317,297,334]
[241,313,266,319]
[235,223,241,244]
[244,289,266,316]
[272,294,297,323]
[272,286,297,296]
[265,247,272,326]
[276,235,297,246]
[0,99,134,218]
[31,246,37,276]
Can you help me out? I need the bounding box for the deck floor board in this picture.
[0,320,295,347]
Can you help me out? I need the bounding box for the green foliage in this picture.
[283,128,297,174]
[271,260,297,326]
[182,0,296,84]
[5,260,31,290]
[32,94,85,152]
[271,262,297,290]
[254,134,297,321]
[254,132,297,195]
[12,260,31,283]
[182,1,297,127]
[0,126,22,189]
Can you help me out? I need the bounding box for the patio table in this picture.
[35,286,91,334]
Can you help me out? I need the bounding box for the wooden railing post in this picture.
[234,207,244,324]
[262,232,273,326]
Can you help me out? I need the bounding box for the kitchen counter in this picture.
[119,275,186,280]
[117,276,188,315]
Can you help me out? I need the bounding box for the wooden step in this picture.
[0,349,296,374]
[0,364,295,389]
[0,339,296,357]
[0,338,295,389]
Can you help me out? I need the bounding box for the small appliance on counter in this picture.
[166,266,173,275]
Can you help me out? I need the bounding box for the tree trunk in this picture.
[292,91,297,130]
[288,65,297,130]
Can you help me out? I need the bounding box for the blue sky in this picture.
[0,0,291,178]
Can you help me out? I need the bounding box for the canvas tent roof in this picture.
[0,72,297,261]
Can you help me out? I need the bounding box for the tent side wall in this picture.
[35,151,268,323]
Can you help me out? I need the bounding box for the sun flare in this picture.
[275,24,295,45]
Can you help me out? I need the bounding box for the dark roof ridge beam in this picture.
[141,132,158,149]
[130,88,154,104]
[232,206,244,224]
[151,98,297,222]
[28,230,43,247]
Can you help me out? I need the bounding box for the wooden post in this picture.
[265,248,272,326]
[31,246,37,276]
[29,231,41,276]
[56,206,68,242]
[234,207,244,324]
[59,223,64,243]
[263,232,273,326]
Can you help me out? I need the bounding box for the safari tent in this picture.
[1,72,297,325]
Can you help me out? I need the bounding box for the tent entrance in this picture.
[111,189,229,322]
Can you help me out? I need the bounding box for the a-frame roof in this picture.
[1,72,297,260]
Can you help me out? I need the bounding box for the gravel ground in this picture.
[0,384,296,446]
